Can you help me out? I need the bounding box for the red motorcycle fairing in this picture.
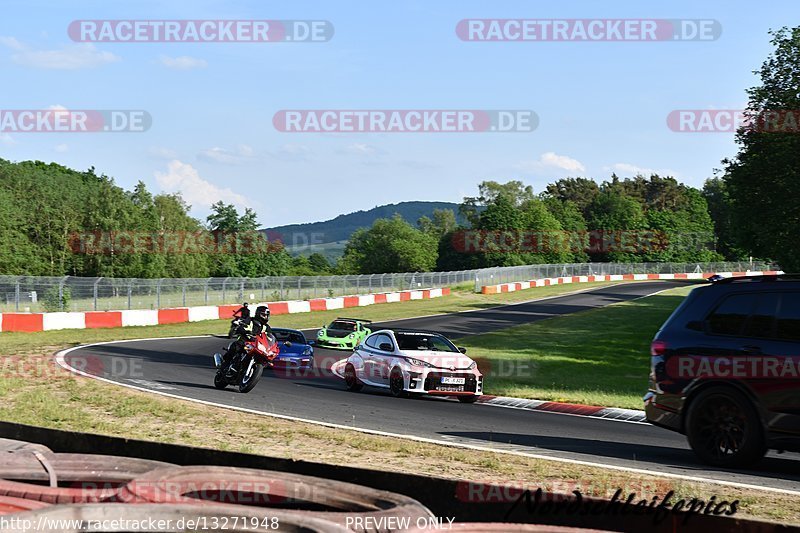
[243,332,280,364]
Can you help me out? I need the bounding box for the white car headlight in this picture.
[467,361,477,370]
[317,330,324,337]
[406,357,433,368]
[303,347,312,356]
[348,333,356,338]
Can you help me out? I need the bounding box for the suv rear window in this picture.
[707,293,758,335]
[777,293,800,341]
[742,293,780,338]
[705,291,800,341]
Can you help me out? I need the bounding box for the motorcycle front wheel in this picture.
[238,362,264,393]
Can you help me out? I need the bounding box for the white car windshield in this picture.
[395,332,458,352]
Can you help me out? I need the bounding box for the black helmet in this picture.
[255,305,270,320]
[242,302,249,307]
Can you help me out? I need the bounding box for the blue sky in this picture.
[0,0,796,227]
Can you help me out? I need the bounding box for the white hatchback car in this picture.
[342,329,483,403]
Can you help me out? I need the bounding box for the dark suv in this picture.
[644,274,800,467]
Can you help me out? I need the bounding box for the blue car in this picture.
[270,328,315,371]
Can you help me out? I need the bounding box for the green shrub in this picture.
[42,286,71,312]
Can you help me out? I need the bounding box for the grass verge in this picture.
[462,285,695,410]
[0,280,628,353]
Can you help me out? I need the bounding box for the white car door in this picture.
[360,334,384,386]
[371,333,395,387]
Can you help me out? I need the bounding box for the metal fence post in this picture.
[14,280,19,312]
[58,277,67,311]
[127,281,132,309]
[182,281,187,307]
[157,278,163,309]
[93,278,102,311]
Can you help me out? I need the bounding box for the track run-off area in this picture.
[57,281,800,495]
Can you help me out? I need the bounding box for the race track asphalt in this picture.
[62,281,800,493]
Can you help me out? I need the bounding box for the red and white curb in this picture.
[480,270,783,294]
[0,287,450,333]
[477,396,647,423]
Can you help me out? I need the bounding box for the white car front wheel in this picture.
[389,368,407,398]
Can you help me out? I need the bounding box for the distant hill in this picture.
[263,201,465,259]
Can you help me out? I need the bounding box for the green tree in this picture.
[586,192,647,262]
[703,177,746,260]
[723,26,800,270]
[543,177,600,219]
[339,215,438,273]
[460,180,534,226]
[307,252,332,273]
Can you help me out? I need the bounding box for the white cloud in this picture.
[515,152,586,174]
[268,143,312,162]
[159,54,207,70]
[539,152,586,172]
[148,146,179,160]
[606,162,679,177]
[54,143,68,153]
[0,134,16,146]
[0,36,24,51]
[342,143,379,156]
[197,145,255,165]
[155,160,250,211]
[1,38,119,69]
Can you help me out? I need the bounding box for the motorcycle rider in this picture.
[233,302,250,319]
[222,305,273,370]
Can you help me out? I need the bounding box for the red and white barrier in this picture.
[480,270,783,294]
[0,287,451,333]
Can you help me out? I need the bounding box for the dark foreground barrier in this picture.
[0,421,796,532]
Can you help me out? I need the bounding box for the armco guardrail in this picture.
[0,288,450,333]
[0,262,775,313]
[0,422,795,533]
[480,270,784,294]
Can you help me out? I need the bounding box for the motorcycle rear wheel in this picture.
[213,372,228,390]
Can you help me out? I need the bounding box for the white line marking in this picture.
[126,379,177,390]
[55,342,800,498]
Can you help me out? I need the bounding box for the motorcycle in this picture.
[212,331,278,393]
[228,316,244,338]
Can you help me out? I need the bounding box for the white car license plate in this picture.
[441,377,466,385]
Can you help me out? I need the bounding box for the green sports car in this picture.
[316,318,372,350]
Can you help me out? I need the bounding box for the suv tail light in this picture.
[651,340,668,357]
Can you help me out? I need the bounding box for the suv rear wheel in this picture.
[685,386,766,468]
